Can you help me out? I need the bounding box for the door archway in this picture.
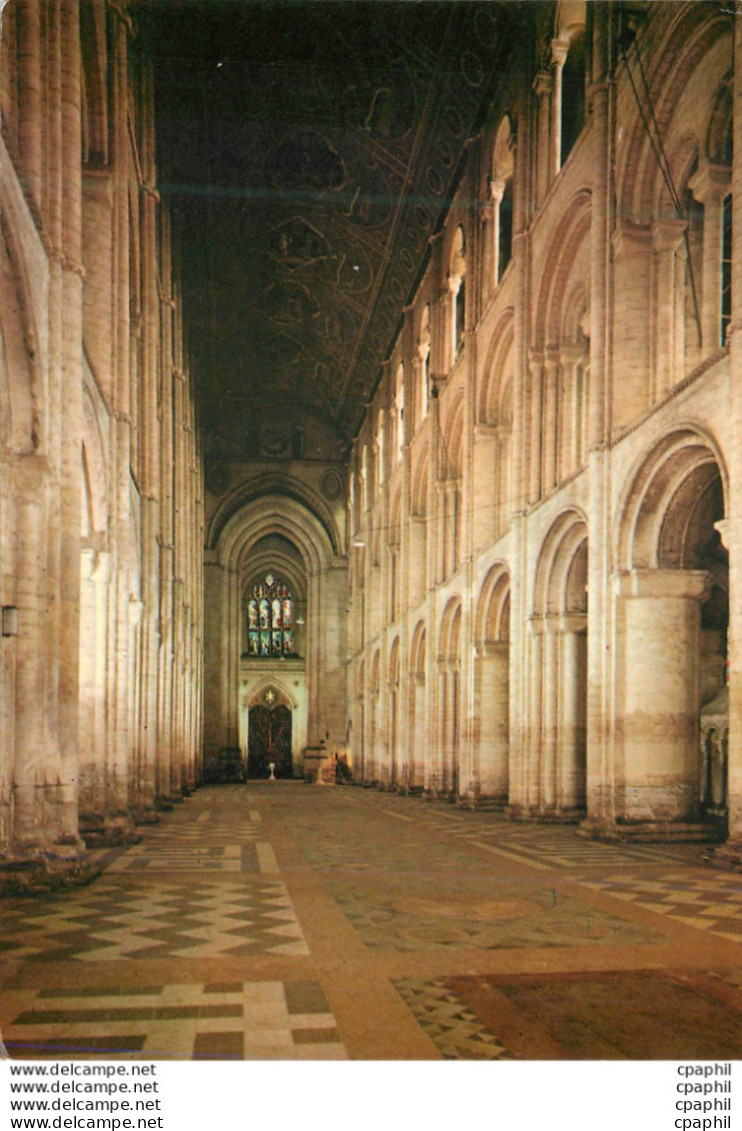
[247,700,292,778]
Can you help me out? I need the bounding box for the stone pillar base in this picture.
[154,794,183,811]
[457,793,508,812]
[578,818,723,844]
[703,841,742,871]
[131,807,161,826]
[424,788,456,803]
[80,811,142,848]
[507,804,584,824]
[0,846,97,896]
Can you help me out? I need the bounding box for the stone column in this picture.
[558,615,587,812]
[616,569,711,824]
[78,548,110,837]
[449,659,461,797]
[433,482,446,583]
[202,554,230,760]
[368,685,379,784]
[408,671,425,791]
[558,343,584,479]
[651,219,687,400]
[540,617,559,812]
[447,273,461,368]
[585,15,614,832]
[136,63,161,814]
[511,618,543,815]
[156,236,176,803]
[689,160,731,354]
[429,658,448,797]
[550,39,569,179]
[479,195,496,301]
[58,0,85,848]
[423,601,438,797]
[716,9,742,866]
[448,481,460,575]
[474,642,509,804]
[407,515,426,607]
[488,179,506,290]
[11,459,50,850]
[542,348,560,492]
[497,424,512,536]
[527,350,543,504]
[507,110,531,826]
[532,71,552,209]
[472,424,497,552]
[387,681,398,786]
[17,0,43,212]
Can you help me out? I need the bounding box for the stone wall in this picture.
[0,0,203,886]
[346,2,742,861]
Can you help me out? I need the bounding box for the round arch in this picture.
[411,448,429,516]
[442,393,465,479]
[534,192,592,347]
[534,508,589,617]
[479,309,515,425]
[410,620,427,676]
[475,562,511,645]
[613,426,729,833]
[619,7,732,223]
[616,425,728,572]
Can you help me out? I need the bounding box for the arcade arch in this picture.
[474,565,511,804]
[527,510,589,817]
[614,429,728,829]
[436,597,462,797]
[407,622,427,793]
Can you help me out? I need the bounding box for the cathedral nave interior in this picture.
[1,0,742,1061]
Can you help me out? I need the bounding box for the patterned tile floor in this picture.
[1,878,309,961]
[579,871,742,942]
[325,876,663,950]
[393,970,742,1060]
[2,981,346,1060]
[1,782,741,1059]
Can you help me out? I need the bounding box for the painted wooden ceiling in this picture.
[140,0,520,462]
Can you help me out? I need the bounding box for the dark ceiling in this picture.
[137,0,522,462]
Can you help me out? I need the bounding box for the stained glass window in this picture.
[247,574,295,657]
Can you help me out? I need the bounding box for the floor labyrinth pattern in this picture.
[326,877,663,951]
[0,878,309,961]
